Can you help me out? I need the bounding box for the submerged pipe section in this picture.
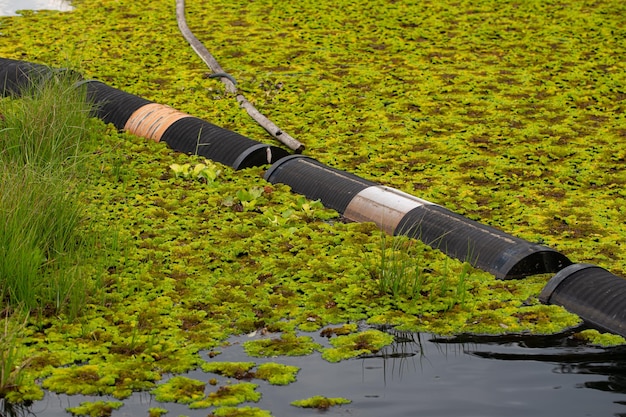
[0,58,289,170]
[264,155,572,279]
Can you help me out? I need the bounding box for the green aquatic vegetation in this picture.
[66,401,124,417]
[170,160,222,184]
[573,329,626,347]
[189,382,260,408]
[41,362,159,399]
[375,233,427,298]
[151,376,206,404]
[209,406,273,417]
[319,323,359,338]
[290,395,351,409]
[255,363,299,385]
[1,0,625,411]
[243,333,322,357]
[321,329,395,362]
[148,408,169,417]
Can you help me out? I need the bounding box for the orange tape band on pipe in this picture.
[125,103,191,142]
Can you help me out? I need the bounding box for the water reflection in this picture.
[0,0,72,16]
[0,399,35,417]
[5,327,626,416]
[439,329,626,396]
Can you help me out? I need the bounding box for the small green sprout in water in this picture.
[189,382,260,409]
[66,400,124,417]
[235,187,265,211]
[151,376,206,404]
[170,159,221,183]
[243,333,321,357]
[321,329,395,362]
[290,395,351,410]
[209,406,273,417]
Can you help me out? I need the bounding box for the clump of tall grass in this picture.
[0,68,93,174]
[373,232,474,310]
[375,233,426,298]
[0,69,101,318]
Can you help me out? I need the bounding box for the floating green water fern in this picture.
[189,382,260,409]
[66,401,124,417]
[321,329,395,362]
[0,0,624,412]
[209,406,273,417]
[290,395,351,409]
[151,376,206,404]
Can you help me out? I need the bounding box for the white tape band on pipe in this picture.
[343,185,435,234]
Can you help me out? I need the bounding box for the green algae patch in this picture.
[201,362,256,379]
[42,365,118,396]
[66,401,124,417]
[320,323,359,338]
[243,334,322,358]
[189,382,260,408]
[42,360,161,399]
[209,406,273,417]
[321,329,395,362]
[255,363,299,385]
[151,376,206,404]
[148,408,169,417]
[573,329,626,347]
[290,395,351,409]
[201,361,298,385]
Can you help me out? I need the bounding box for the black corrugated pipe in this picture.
[0,57,52,96]
[265,157,572,279]
[81,80,289,169]
[540,264,626,338]
[83,80,153,130]
[395,204,571,279]
[264,155,377,213]
[0,58,289,170]
[158,114,289,169]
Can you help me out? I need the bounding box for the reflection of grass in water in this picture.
[243,333,322,357]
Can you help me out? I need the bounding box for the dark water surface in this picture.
[14,327,626,417]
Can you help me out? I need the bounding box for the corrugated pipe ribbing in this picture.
[264,155,377,213]
[540,264,626,338]
[264,155,572,279]
[81,80,290,169]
